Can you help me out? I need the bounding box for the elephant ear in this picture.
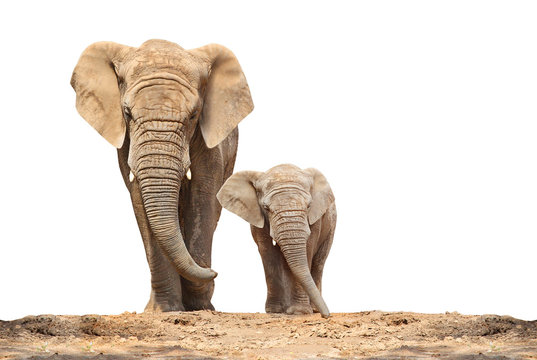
[71,42,131,148]
[189,44,254,148]
[217,171,264,228]
[305,168,335,225]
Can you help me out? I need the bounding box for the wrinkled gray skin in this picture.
[71,40,253,311]
[217,164,336,318]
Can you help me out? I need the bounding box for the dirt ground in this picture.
[1,311,536,359]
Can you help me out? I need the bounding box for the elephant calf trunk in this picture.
[279,241,330,318]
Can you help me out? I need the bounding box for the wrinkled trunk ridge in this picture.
[273,211,330,318]
[136,145,216,283]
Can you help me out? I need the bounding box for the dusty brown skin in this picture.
[71,40,253,312]
[217,164,336,318]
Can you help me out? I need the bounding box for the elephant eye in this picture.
[123,106,132,120]
[189,110,199,121]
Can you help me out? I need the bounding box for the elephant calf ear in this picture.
[217,171,264,228]
[305,168,335,225]
[71,42,131,148]
[189,44,254,148]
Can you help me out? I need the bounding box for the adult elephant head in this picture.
[71,40,253,283]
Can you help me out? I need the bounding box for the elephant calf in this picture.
[217,164,336,318]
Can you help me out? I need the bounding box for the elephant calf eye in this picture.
[123,106,132,120]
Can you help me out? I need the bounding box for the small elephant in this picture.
[217,164,336,318]
[71,39,253,312]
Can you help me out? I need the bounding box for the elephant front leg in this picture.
[178,166,225,310]
[118,147,184,312]
[132,180,185,312]
[287,285,313,315]
[310,207,336,313]
[179,181,220,310]
[252,225,290,313]
[310,232,334,298]
[285,260,313,315]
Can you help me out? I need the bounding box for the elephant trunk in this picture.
[273,210,330,318]
[136,148,217,283]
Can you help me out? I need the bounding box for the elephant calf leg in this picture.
[265,297,285,314]
[251,225,292,314]
[264,264,289,314]
[309,226,334,313]
[286,280,313,315]
[281,261,312,315]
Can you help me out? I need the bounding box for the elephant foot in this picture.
[265,301,285,314]
[182,300,215,311]
[144,290,185,313]
[181,279,215,311]
[286,304,313,315]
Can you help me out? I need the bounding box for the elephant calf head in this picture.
[217,164,335,318]
[71,39,253,283]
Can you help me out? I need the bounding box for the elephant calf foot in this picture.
[286,304,313,315]
[265,301,285,314]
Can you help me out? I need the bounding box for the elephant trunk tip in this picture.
[208,269,218,280]
[184,267,218,283]
[317,301,330,318]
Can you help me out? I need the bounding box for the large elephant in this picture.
[71,39,253,312]
[217,164,336,318]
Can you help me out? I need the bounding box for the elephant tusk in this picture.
[129,171,135,183]
[272,239,277,247]
[186,168,192,180]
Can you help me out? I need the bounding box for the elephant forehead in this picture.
[261,178,312,198]
[264,187,312,208]
[132,86,198,113]
[139,39,184,51]
[123,48,204,86]
[261,168,312,189]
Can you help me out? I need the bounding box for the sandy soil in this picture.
[1,311,536,359]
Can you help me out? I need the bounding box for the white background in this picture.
[0,1,536,321]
